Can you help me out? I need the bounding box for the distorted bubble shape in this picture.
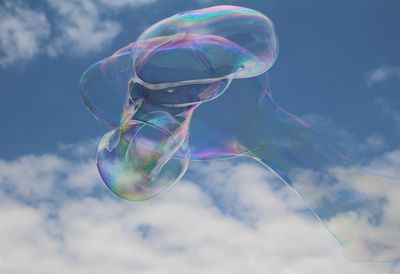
[80,5,400,261]
[97,110,191,201]
[136,5,278,79]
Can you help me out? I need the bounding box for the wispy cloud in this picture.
[96,0,156,8]
[0,147,398,273]
[0,0,156,67]
[292,149,400,261]
[363,65,400,135]
[57,138,98,158]
[374,98,400,135]
[0,2,50,66]
[46,0,122,57]
[301,113,386,159]
[365,65,400,87]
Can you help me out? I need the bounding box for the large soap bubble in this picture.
[80,5,399,261]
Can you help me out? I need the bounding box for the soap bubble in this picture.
[80,5,278,199]
[97,110,191,201]
[80,5,399,261]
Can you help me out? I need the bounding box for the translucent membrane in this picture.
[97,110,191,201]
[80,5,399,261]
[80,51,133,127]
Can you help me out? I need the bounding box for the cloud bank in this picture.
[0,145,398,273]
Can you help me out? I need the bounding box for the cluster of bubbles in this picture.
[80,6,399,261]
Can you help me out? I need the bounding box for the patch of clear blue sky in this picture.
[1,0,400,159]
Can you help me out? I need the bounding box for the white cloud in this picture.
[366,65,400,87]
[58,138,98,157]
[291,149,400,262]
[46,0,156,56]
[0,154,67,200]
[46,0,122,56]
[0,1,50,66]
[0,0,156,67]
[97,0,157,8]
[0,154,99,201]
[364,65,400,135]
[301,113,387,158]
[0,149,398,273]
[374,98,400,135]
[358,134,385,152]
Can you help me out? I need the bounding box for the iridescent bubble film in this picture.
[80,5,400,262]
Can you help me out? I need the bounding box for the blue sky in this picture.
[1,0,400,273]
[1,0,400,158]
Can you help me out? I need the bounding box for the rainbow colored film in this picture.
[80,5,399,261]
